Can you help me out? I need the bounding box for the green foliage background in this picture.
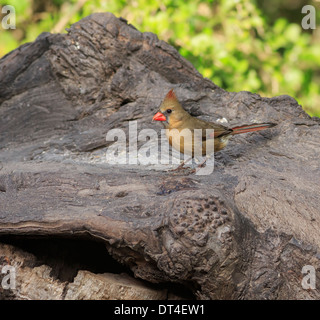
[1,0,319,117]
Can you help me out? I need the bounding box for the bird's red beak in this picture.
[152,112,166,121]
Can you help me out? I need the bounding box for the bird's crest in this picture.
[164,89,177,101]
[161,88,184,111]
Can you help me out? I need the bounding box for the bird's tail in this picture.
[231,123,276,135]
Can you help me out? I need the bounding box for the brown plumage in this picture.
[152,89,276,157]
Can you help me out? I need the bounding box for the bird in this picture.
[152,89,276,168]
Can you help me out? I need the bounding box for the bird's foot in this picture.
[170,162,187,172]
[170,166,196,175]
[169,157,192,172]
[169,162,196,175]
[197,159,207,168]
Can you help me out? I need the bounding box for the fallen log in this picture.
[0,12,319,299]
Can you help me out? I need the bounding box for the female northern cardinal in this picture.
[152,89,276,159]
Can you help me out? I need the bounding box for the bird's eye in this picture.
[166,109,172,114]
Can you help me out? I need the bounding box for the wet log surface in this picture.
[0,12,320,299]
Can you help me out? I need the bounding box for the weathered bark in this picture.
[0,12,320,300]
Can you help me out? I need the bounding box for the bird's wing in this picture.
[201,123,232,140]
[185,118,232,140]
[208,127,232,139]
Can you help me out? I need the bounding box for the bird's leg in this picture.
[194,155,215,175]
[193,157,207,175]
[196,157,207,168]
[170,156,192,171]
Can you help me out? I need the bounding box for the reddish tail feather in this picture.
[231,123,276,135]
